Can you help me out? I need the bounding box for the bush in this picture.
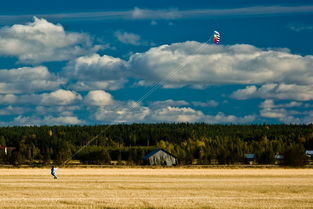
[283,145,307,167]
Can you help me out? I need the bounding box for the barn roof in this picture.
[244,154,255,159]
[143,149,177,160]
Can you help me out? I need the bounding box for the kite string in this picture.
[63,35,213,167]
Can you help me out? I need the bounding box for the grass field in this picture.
[1,168,313,209]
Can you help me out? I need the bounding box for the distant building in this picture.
[143,149,178,166]
[244,153,255,164]
[275,154,284,160]
[0,146,7,155]
[0,146,16,155]
[306,150,313,158]
[275,154,284,164]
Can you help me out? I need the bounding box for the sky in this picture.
[0,0,313,126]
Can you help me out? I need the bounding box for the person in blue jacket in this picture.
[51,165,58,179]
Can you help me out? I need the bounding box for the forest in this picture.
[0,123,313,166]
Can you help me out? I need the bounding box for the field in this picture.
[1,168,313,209]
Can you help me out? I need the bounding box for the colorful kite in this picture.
[213,31,220,44]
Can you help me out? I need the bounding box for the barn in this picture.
[143,149,178,166]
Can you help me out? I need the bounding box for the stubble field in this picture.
[1,168,313,209]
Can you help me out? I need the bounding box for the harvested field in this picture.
[1,168,313,208]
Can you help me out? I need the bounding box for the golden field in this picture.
[1,168,313,209]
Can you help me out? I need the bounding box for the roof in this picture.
[306,150,313,156]
[244,154,255,159]
[143,149,177,160]
[275,154,284,160]
[0,146,15,150]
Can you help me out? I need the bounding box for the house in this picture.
[0,146,7,155]
[305,150,313,158]
[143,149,178,166]
[0,146,16,155]
[275,154,284,160]
[275,154,284,164]
[244,153,255,164]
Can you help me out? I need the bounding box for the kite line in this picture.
[63,32,217,166]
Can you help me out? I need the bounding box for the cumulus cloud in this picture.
[0,106,27,115]
[114,31,141,45]
[0,66,64,94]
[0,94,17,104]
[149,99,189,108]
[192,100,219,107]
[93,101,150,123]
[0,89,81,106]
[150,106,203,122]
[232,83,313,101]
[12,115,83,126]
[88,95,255,124]
[64,54,128,90]
[205,112,256,124]
[35,105,81,116]
[129,41,313,88]
[40,89,82,105]
[0,17,100,63]
[149,106,255,123]
[84,90,113,106]
[259,99,312,124]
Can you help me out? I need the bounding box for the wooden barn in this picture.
[143,149,178,166]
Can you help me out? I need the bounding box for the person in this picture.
[51,165,58,179]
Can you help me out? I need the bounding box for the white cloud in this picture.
[0,94,17,104]
[204,112,256,124]
[1,6,313,24]
[88,95,251,124]
[131,7,181,19]
[64,54,127,91]
[0,66,64,94]
[86,95,254,124]
[35,105,81,116]
[150,20,158,26]
[130,6,313,20]
[0,17,100,63]
[150,99,189,108]
[85,90,113,106]
[13,115,83,126]
[0,89,81,106]
[232,83,313,101]
[114,31,141,45]
[288,23,313,32]
[192,100,219,107]
[129,42,313,88]
[149,106,255,123]
[0,106,27,115]
[40,89,82,105]
[259,99,312,124]
[150,106,203,122]
[93,101,150,123]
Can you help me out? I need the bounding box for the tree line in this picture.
[0,123,312,166]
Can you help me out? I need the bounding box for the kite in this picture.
[213,31,220,44]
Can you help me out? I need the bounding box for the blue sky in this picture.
[0,0,313,125]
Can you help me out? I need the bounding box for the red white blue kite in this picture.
[213,31,220,44]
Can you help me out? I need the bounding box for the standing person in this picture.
[51,165,58,179]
